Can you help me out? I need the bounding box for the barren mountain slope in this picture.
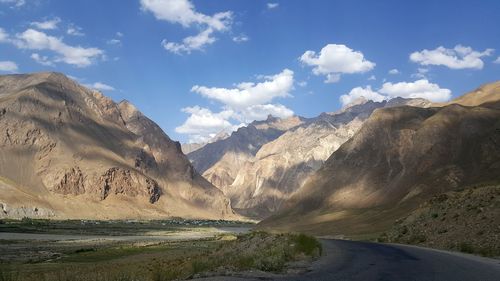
[260,82,500,235]
[0,72,234,220]
[224,98,431,219]
[187,115,304,189]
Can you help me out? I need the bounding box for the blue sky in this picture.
[1,0,499,143]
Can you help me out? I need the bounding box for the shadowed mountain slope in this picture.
[260,81,500,235]
[223,98,431,219]
[0,72,234,220]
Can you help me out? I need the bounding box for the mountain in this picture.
[187,115,304,190]
[0,72,234,220]
[259,81,500,235]
[223,98,431,219]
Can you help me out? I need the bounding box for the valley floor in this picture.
[0,219,321,281]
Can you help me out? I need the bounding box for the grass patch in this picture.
[0,232,321,281]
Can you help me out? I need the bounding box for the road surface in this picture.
[195,239,500,281]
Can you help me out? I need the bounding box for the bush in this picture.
[293,233,322,256]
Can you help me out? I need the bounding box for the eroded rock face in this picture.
[54,167,85,195]
[98,167,161,203]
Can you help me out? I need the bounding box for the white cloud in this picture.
[178,69,295,142]
[232,34,249,43]
[67,25,85,36]
[192,69,294,109]
[368,75,376,81]
[31,53,54,66]
[380,79,451,102]
[410,45,494,70]
[30,18,61,30]
[9,29,104,67]
[238,104,293,123]
[388,68,400,75]
[494,57,500,64]
[116,32,124,37]
[0,0,25,8]
[84,82,115,91]
[300,44,375,83]
[175,106,236,142]
[162,28,215,54]
[341,80,451,106]
[340,86,386,106]
[0,60,18,72]
[267,3,279,9]
[141,0,232,54]
[297,81,307,87]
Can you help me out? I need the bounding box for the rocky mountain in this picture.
[223,98,431,219]
[260,81,500,235]
[187,115,304,190]
[0,72,234,220]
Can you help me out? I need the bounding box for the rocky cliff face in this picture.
[187,115,304,190]
[223,98,431,219]
[0,72,234,220]
[259,82,500,235]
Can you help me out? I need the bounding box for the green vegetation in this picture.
[0,218,253,236]
[0,231,321,281]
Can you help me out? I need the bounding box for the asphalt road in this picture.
[195,239,500,281]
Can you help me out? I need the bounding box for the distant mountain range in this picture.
[0,72,234,220]
[187,96,431,219]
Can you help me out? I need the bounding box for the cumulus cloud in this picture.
[380,80,451,102]
[340,86,386,106]
[388,68,400,75]
[192,69,294,109]
[84,82,115,91]
[141,0,232,54]
[175,106,237,143]
[0,60,18,72]
[341,80,451,106]
[7,28,104,67]
[267,3,279,9]
[300,44,375,83]
[494,57,500,64]
[30,18,61,30]
[178,69,295,142]
[368,75,376,81]
[232,34,249,43]
[410,45,493,70]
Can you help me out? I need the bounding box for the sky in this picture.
[1,0,499,143]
